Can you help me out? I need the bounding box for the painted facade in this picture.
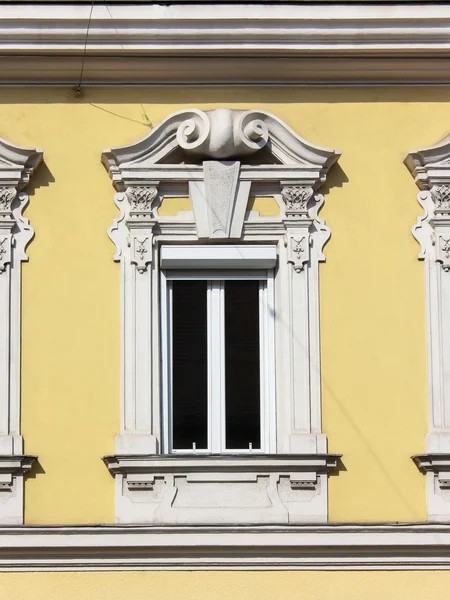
[1,1,450,597]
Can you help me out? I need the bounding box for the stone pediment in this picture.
[102,108,340,241]
[405,134,450,189]
[102,107,338,171]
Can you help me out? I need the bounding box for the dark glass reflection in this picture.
[172,280,208,450]
[225,280,261,449]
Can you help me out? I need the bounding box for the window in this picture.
[161,267,275,455]
[103,107,341,525]
[406,136,450,521]
[0,139,42,524]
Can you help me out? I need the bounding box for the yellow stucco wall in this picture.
[5,86,442,524]
[1,571,450,600]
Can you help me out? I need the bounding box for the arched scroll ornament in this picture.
[406,135,450,521]
[0,137,42,523]
[102,108,342,525]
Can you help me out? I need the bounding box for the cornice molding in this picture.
[413,454,450,489]
[2,523,450,570]
[0,455,36,489]
[2,5,450,84]
[4,4,450,56]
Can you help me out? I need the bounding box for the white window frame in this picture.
[161,267,276,455]
[406,136,450,521]
[0,139,42,524]
[102,107,341,525]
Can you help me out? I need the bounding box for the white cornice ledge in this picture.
[3,5,450,84]
[103,454,341,483]
[3,5,450,57]
[0,455,36,489]
[404,135,450,189]
[2,523,450,570]
[413,454,450,489]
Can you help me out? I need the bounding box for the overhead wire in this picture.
[74,0,95,96]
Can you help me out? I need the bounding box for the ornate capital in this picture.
[281,186,314,218]
[432,185,450,215]
[0,187,16,214]
[126,186,158,218]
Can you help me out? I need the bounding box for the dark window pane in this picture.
[225,280,261,449]
[172,280,208,450]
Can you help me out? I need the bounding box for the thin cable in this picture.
[76,0,95,92]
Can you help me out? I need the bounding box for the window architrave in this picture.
[0,137,42,524]
[406,137,450,521]
[102,107,341,524]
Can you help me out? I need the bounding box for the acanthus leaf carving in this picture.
[0,187,16,213]
[283,190,330,265]
[127,186,158,218]
[108,186,159,267]
[282,186,314,218]
[432,185,450,213]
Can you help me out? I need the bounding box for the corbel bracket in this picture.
[412,454,450,489]
[0,455,36,490]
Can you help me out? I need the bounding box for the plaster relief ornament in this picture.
[0,237,10,272]
[102,109,342,525]
[282,186,314,217]
[0,136,41,524]
[127,186,158,216]
[406,134,450,521]
[290,236,308,273]
[432,185,450,212]
[132,236,152,273]
[103,107,340,246]
[0,187,16,212]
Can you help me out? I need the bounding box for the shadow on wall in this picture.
[1,86,450,106]
[24,459,46,481]
[26,162,55,195]
[321,162,349,196]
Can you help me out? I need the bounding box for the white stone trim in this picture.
[406,137,450,521]
[1,523,450,570]
[3,4,450,56]
[160,245,277,269]
[104,454,340,524]
[0,138,41,524]
[1,5,450,84]
[102,107,340,524]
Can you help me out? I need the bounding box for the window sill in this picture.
[103,453,341,525]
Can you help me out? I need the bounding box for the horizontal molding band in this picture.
[1,5,450,84]
[4,4,450,58]
[3,56,450,86]
[1,524,450,570]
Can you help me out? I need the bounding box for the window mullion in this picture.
[208,281,224,453]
